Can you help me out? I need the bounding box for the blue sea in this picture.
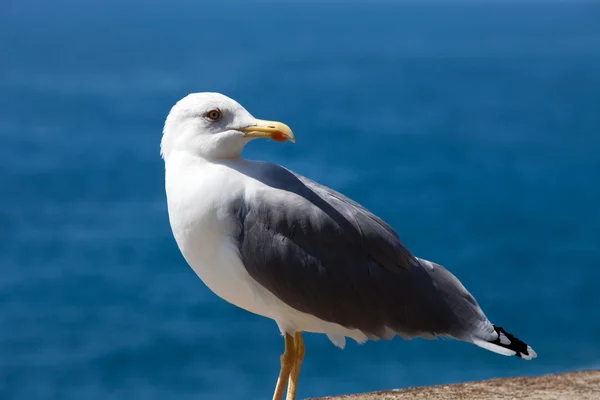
[1,1,599,399]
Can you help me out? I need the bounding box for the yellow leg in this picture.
[286,332,305,400]
[272,333,296,400]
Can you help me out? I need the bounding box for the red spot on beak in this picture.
[271,131,287,142]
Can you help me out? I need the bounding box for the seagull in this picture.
[161,92,536,400]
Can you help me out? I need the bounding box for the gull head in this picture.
[161,92,295,160]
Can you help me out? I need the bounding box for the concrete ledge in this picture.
[311,370,600,400]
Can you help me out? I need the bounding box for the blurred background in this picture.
[1,0,599,399]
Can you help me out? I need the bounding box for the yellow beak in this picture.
[241,119,295,143]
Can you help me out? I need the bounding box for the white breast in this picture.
[165,153,267,316]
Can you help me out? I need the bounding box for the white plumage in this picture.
[162,92,537,400]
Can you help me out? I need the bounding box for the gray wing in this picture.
[234,162,493,340]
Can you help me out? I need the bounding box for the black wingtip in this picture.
[491,325,537,360]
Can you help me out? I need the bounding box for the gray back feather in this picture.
[234,162,492,340]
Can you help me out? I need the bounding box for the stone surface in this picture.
[311,370,600,400]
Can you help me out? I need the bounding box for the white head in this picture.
[161,92,295,160]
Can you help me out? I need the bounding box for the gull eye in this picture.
[206,109,222,121]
